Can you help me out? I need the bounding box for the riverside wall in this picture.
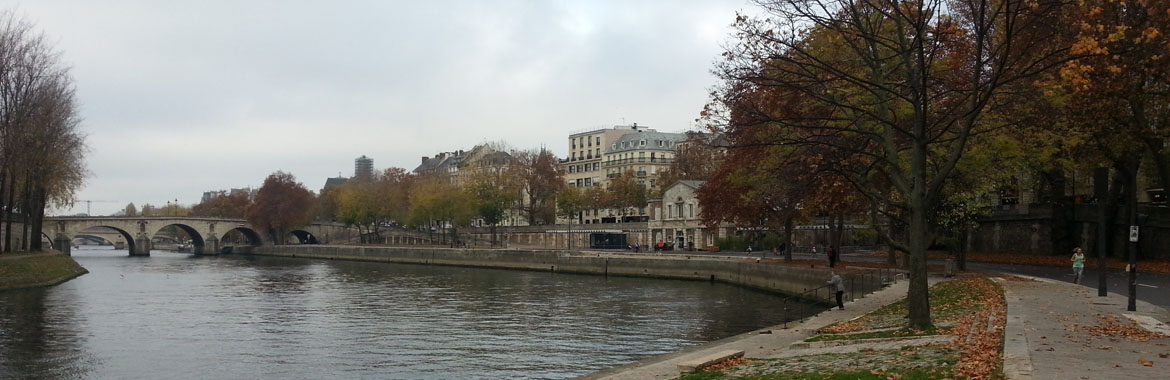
[252,245,875,301]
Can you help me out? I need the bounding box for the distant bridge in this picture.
[44,217,359,256]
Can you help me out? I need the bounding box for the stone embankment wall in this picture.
[252,246,884,301]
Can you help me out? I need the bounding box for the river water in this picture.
[0,246,797,379]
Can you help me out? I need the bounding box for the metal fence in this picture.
[781,266,900,328]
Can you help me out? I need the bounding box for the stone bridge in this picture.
[44,216,358,256]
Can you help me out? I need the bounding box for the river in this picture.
[0,246,799,379]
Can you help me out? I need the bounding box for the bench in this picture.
[677,350,745,373]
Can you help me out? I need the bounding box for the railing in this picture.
[781,267,898,329]
[636,171,647,177]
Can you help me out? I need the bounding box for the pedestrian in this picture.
[1071,247,1085,284]
[827,247,837,267]
[634,242,639,253]
[811,245,817,255]
[746,245,753,255]
[828,271,845,310]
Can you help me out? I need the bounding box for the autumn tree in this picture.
[657,131,723,194]
[406,174,474,244]
[246,171,315,244]
[512,148,563,225]
[466,163,519,245]
[605,170,648,222]
[556,185,585,249]
[709,0,1070,329]
[192,192,251,218]
[1050,0,1170,261]
[123,203,138,217]
[335,177,379,242]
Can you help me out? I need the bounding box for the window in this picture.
[569,166,575,173]
[658,140,663,147]
[689,204,694,218]
[596,148,600,156]
[596,137,600,145]
[593,162,599,171]
[667,205,673,218]
[640,139,646,146]
[584,178,592,186]
[576,179,583,187]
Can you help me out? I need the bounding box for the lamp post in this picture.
[1094,167,1109,297]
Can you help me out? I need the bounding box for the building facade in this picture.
[603,130,686,190]
[562,124,651,189]
[648,180,724,250]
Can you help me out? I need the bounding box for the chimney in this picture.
[421,156,429,164]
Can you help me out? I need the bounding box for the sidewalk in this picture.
[1001,275,1170,380]
[576,278,919,380]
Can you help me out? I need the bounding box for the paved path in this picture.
[1001,275,1170,380]
[575,278,923,380]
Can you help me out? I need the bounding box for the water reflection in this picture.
[0,246,806,379]
[0,277,93,379]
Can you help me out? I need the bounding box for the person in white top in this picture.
[828,271,845,310]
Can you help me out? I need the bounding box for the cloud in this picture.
[10,0,750,216]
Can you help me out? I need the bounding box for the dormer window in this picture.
[640,140,646,146]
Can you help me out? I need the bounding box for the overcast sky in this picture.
[10,0,753,216]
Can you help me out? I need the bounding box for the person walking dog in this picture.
[828,271,845,310]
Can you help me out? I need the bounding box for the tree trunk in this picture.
[1144,138,1170,194]
[29,187,45,251]
[907,199,932,329]
[3,170,17,253]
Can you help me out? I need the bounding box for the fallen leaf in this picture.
[1139,359,1154,366]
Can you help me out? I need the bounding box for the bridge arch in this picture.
[148,223,209,255]
[218,226,264,253]
[289,230,319,244]
[60,225,138,254]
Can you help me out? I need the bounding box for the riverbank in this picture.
[252,245,894,302]
[0,251,88,291]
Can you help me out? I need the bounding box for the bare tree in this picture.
[0,10,86,252]
[512,148,564,225]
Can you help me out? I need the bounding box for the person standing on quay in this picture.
[827,247,837,268]
[1071,247,1085,284]
[828,271,845,310]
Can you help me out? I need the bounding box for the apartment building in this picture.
[603,130,686,190]
[563,124,651,188]
[413,144,512,185]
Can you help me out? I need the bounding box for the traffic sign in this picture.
[1129,225,1139,243]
